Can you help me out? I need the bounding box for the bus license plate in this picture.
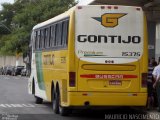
[109,80,122,85]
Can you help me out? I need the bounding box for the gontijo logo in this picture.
[93,13,127,27]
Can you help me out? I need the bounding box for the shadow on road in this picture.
[19,102,147,120]
[17,106,148,120]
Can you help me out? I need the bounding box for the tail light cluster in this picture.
[141,73,148,88]
[69,72,76,87]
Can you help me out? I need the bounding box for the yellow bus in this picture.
[28,5,148,116]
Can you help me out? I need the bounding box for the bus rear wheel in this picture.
[52,88,70,116]
[52,90,59,114]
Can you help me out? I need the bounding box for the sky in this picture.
[0,0,14,10]
[0,0,94,10]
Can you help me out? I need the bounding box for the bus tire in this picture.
[35,96,43,104]
[53,91,70,116]
[52,90,59,114]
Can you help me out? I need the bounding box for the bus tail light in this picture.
[69,72,76,87]
[107,6,112,9]
[141,73,147,87]
[114,6,118,9]
[77,6,82,9]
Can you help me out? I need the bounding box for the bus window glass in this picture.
[37,30,41,50]
[51,25,56,48]
[34,31,37,50]
[48,26,52,48]
[56,22,62,46]
[40,29,45,49]
[44,28,49,48]
[62,20,69,47]
[47,28,50,48]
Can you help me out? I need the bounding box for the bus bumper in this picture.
[67,92,147,107]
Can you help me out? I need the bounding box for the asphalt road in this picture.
[0,75,159,120]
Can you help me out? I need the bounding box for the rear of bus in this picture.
[69,5,148,107]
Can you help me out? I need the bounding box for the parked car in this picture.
[21,68,27,76]
[0,66,3,75]
[3,66,14,75]
[1,66,6,75]
[12,66,24,76]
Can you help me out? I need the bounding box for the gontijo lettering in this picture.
[77,35,141,44]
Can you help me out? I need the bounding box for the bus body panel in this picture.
[42,50,68,101]
[75,5,146,94]
[28,52,47,100]
[77,60,140,92]
[28,9,74,102]
[68,92,147,106]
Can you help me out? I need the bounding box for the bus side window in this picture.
[44,28,49,49]
[65,20,69,46]
[40,29,45,49]
[51,25,56,48]
[34,31,37,50]
[37,30,41,50]
[40,30,42,49]
[46,27,50,48]
[56,22,62,47]
[49,26,51,48]
[62,20,69,47]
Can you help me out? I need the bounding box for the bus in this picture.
[28,5,148,116]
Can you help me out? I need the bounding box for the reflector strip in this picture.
[80,74,137,79]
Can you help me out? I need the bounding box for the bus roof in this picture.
[33,5,142,30]
[33,7,75,30]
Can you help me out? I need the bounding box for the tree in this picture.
[0,3,14,34]
[0,0,75,55]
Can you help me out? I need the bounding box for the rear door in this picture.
[75,5,144,92]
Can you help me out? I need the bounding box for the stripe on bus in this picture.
[35,52,45,90]
[80,74,138,79]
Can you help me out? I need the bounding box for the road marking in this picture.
[3,77,10,80]
[13,77,20,80]
[0,104,36,108]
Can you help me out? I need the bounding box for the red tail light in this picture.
[107,6,112,9]
[142,73,147,87]
[69,72,76,87]
[77,6,82,9]
[114,6,118,9]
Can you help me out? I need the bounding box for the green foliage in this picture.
[0,0,75,55]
